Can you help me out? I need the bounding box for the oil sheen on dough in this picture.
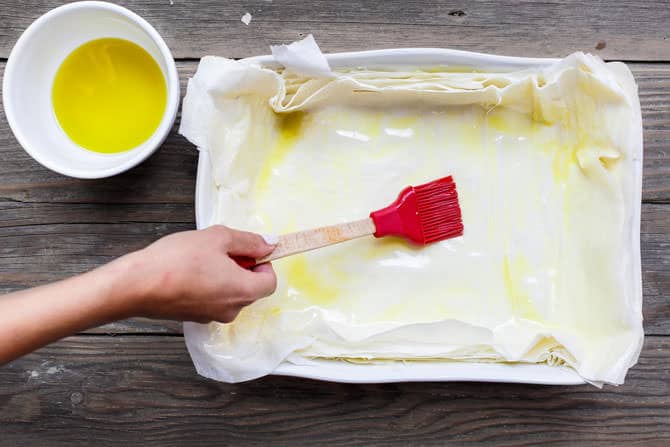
[179,53,643,385]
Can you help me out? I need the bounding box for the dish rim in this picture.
[192,48,643,385]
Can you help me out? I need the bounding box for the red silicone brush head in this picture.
[370,176,464,244]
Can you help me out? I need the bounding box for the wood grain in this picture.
[0,335,668,446]
[1,1,670,60]
[635,63,670,203]
[1,61,669,203]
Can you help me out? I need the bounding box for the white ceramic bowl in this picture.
[2,1,180,178]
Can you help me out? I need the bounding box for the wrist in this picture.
[99,249,156,319]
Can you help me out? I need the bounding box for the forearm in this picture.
[0,254,143,364]
[0,226,277,364]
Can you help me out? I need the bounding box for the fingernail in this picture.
[262,233,279,245]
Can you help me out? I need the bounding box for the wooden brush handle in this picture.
[246,218,376,266]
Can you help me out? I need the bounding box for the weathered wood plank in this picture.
[0,222,193,278]
[1,335,668,446]
[1,62,669,202]
[87,318,182,335]
[641,204,670,336]
[640,204,670,335]
[635,63,670,202]
[0,202,193,228]
[0,203,667,335]
[1,1,670,60]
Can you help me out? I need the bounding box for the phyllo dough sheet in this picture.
[179,52,643,385]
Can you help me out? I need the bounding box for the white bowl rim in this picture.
[2,0,180,179]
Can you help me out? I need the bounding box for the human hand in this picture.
[121,225,277,323]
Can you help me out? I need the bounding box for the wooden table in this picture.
[1,1,669,445]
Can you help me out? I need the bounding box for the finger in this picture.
[241,263,277,299]
[226,228,277,259]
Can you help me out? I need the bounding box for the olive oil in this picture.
[52,38,167,154]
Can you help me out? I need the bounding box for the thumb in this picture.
[242,262,278,299]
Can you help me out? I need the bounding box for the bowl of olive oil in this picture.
[3,1,179,178]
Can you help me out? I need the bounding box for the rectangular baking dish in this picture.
[193,48,642,385]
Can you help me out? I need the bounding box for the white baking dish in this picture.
[192,48,643,385]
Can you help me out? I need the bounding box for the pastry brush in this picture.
[235,175,463,268]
